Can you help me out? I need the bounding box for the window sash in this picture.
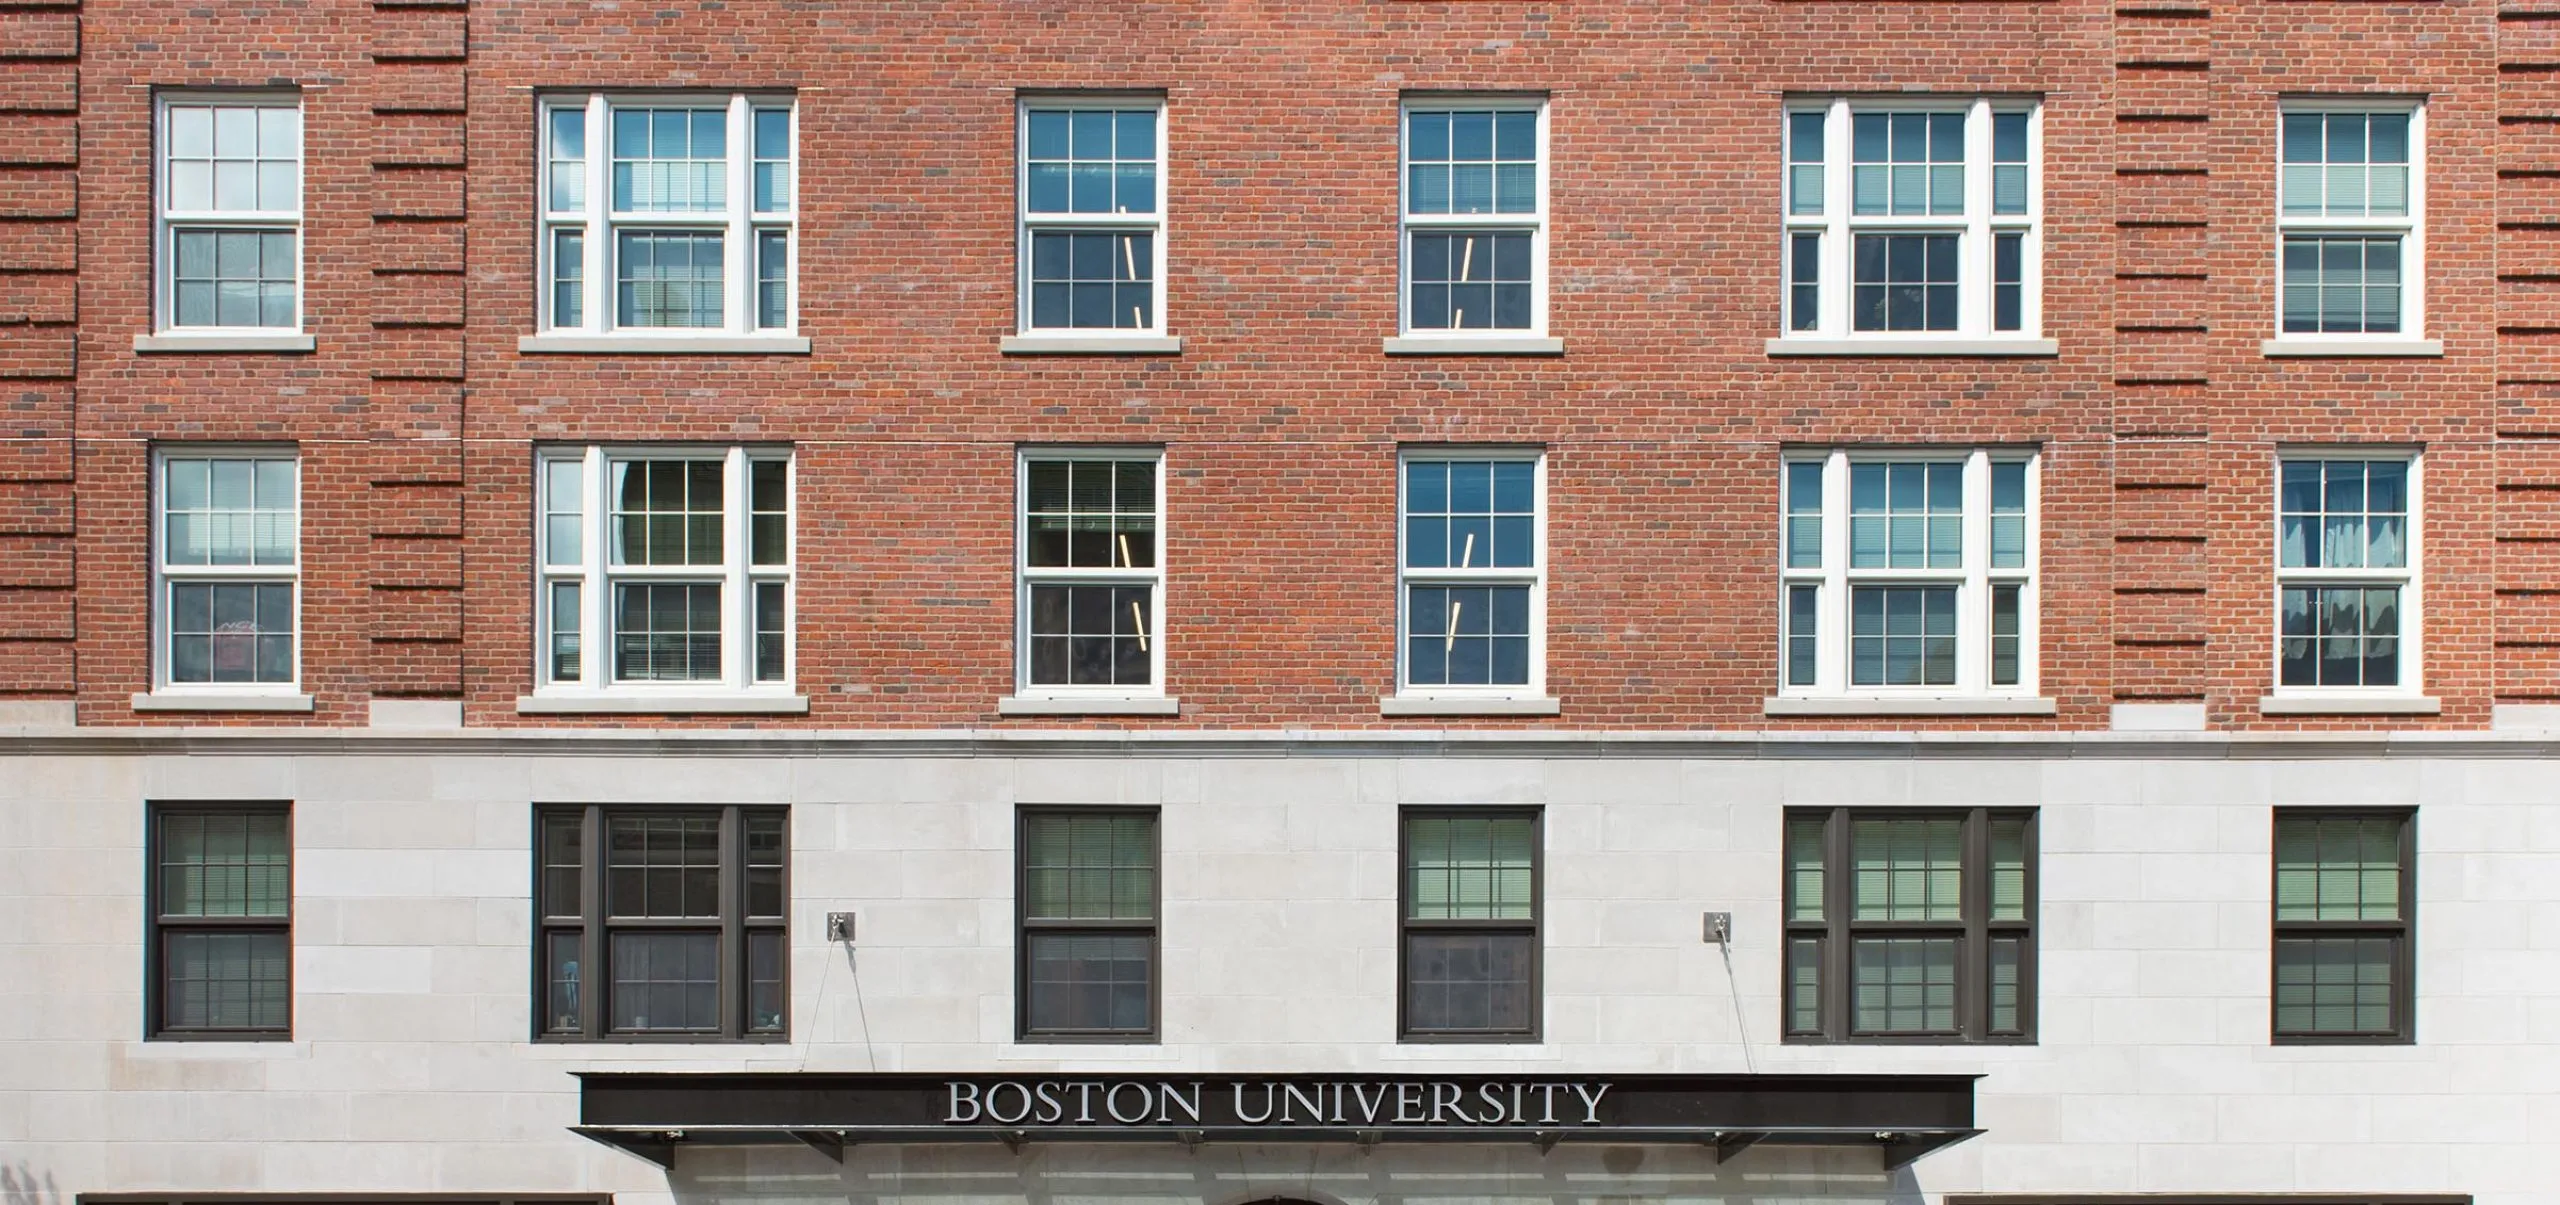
[1399,100,1548,336]
[1783,806,2035,1044]
[536,804,787,1041]
[1399,808,1541,1040]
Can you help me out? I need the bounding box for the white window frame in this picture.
[536,93,798,339]
[1778,447,2040,699]
[1778,96,2042,343]
[152,446,302,695]
[1397,96,1550,339]
[2270,447,2423,697]
[154,92,304,335]
[1395,447,1548,699]
[531,445,795,698]
[1015,96,1169,340]
[2271,98,2426,346]
[1013,447,1168,698]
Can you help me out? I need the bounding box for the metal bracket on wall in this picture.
[827,912,856,942]
[1702,911,1732,944]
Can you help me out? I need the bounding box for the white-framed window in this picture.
[2277,101,2424,341]
[1781,97,2040,340]
[1780,448,2038,696]
[1400,98,1548,336]
[533,446,793,695]
[1017,98,1165,337]
[154,449,300,692]
[1016,449,1165,695]
[538,94,797,338]
[1398,450,1545,695]
[155,93,303,333]
[2275,451,2420,693]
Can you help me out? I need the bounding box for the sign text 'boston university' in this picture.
[946,1079,1611,1128]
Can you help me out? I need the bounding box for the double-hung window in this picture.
[539,94,796,339]
[1781,97,2039,341]
[1017,450,1164,695]
[156,94,302,334]
[537,804,787,1040]
[1780,448,2036,696]
[1401,809,1540,1040]
[2277,102,2423,341]
[1399,452,1543,696]
[1400,99,1547,336]
[534,447,793,696]
[1017,99,1165,338]
[1018,809,1159,1040]
[1784,807,2035,1044]
[2275,453,2419,692]
[155,449,300,693]
[2272,809,2414,1043]
[149,803,292,1039]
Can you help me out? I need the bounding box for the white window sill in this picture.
[1765,337,2058,357]
[1763,695,2059,717]
[2260,339,2443,358]
[996,695,1181,716]
[2257,694,2442,716]
[516,334,812,355]
[1382,335,1565,356]
[514,692,810,715]
[1379,695,1562,717]
[133,333,317,354]
[999,335,1183,355]
[131,692,315,713]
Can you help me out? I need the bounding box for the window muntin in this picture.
[1785,807,2034,1043]
[150,804,291,1038]
[1781,98,2040,340]
[1401,809,1540,1040]
[155,451,300,692]
[1018,100,1165,336]
[1399,453,1544,694]
[1401,100,1548,335]
[1779,449,2036,696]
[1017,450,1164,694]
[2277,104,2422,339]
[534,447,792,695]
[540,94,795,337]
[537,804,787,1041]
[1017,809,1158,1039]
[157,95,302,333]
[2275,454,2418,692]
[2273,810,2414,1043]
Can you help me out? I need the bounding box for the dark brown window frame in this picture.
[532,803,788,1043]
[81,1196,613,1205]
[1783,805,2038,1046]
[2271,806,2416,1046]
[146,800,293,1042]
[1397,805,1543,1043]
[1015,805,1162,1043]
[1946,1196,2468,1205]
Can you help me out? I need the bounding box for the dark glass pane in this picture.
[746,811,786,918]
[1025,931,1153,1033]
[609,932,721,1033]
[1404,931,1534,1034]
[2274,935,2398,1036]
[162,929,289,1031]
[748,930,786,1034]
[607,813,722,919]
[1851,935,1959,1033]
[545,929,583,1033]
[541,812,583,919]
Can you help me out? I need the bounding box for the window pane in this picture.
[1851,234,1958,332]
[1785,814,1826,922]
[1787,110,1826,216]
[1025,932,1153,1033]
[1024,813,1156,921]
[162,930,289,1031]
[2274,934,2399,1037]
[1990,583,2022,687]
[1407,231,1533,330]
[612,583,722,682]
[166,227,295,329]
[1784,460,1824,568]
[1025,458,1156,569]
[1989,934,2024,1034]
[1785,935,1824,1035]
[608,931,721,1033]
[1024,107,1158,216]
[1025,231,1152,330]
[1788,231,1821,332]
[2276,585,2399,688]
[1990,814,2028,920]
[748,930,786,1034]
[1027,585,1153,688]
[1406,585,1533,687]
[753,580,787,683]
[1406,459,1535,569]
[543,929,583,1034]
[1851,935,1959,1034]
[167,582,295,685]
[615,231,726,328]
[1785,584,1820,688]
[756,230,790,330]
[2275,813,2404,921]
[609,106,728,212]
[1849,585,1958,687]
[610,458,725,566]
[1404,931,1535,1034]
[539,811,584,919]
[2279,236,2402,335]
[164,101,299,216]
[606,813,722,919]
[1406,814,1534,920]
[745,811,787,918]
[160,809,290,917]
[1850,816,1963,921]
[1407,108,1538,216]
[1850,110,1963,217]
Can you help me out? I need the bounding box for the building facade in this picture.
[0,0,2552,1203]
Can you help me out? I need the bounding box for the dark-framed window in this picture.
[148,802,292,1039]
[1400,808,1541,1041]
[1783,806,2035,1044]
[1017,808,1159,1040]
[2273,808,2415,1044]
[535,804,787,1041]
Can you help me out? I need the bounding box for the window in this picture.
[1784,807,2035,1044]
[2278,103,2423,339]
[1401,809,1539,1040]
[2275,454,2418,692]
[149,804,291,1038]
[2273,810,2414,1043]
[1782,98,2039,340]
[1017,809,1158,1039]
[1401,99,1547,335]
[1399,452,1544,694]
[1018,99,1164,337]
[154,450,300,693]
[1016,451,1163,694]
[534,447,793,695]
[156,94,302,333]
[1780,448,2036,695]
[539,94,796,337]
[536,804,787,1040]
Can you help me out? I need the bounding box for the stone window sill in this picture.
[132,692,315,713]
[1382,335,1565,356]
[996,695,1181,716]
[514,693,810,715]
[2257,694,2442,716]
[133,333,317,354]
[1379,695,1562,717]
[516,334,812,355]
[1764,696,2059,717]
[2260,339,2442,358]
[1765,337,2058,358]
[999,335,1183,355]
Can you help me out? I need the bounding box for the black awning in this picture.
[573,1071,1980,1172]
